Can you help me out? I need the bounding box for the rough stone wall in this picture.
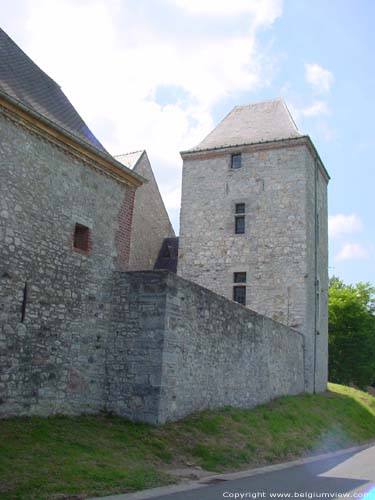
[128,152,175,270]
[178,141,328,393]
[304,149,329,393]
[107,272,167,423]
[108,271,304,424]
[0,109,135,417]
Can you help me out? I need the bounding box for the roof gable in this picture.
[115,150,144,169]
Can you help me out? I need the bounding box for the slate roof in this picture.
[115,150,144,169]
[184,99,302,153]
[0,27,106,152]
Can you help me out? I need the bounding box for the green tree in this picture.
[329,277,375,389]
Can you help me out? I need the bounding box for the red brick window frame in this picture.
[72,223,92,255]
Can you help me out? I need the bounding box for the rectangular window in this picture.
[234,272,246,283]
[233,286,246,305]
[231,153,242,169]
[235,203,245,234]
[73,223,90,252]
[235,215,245,234]
[235,203,245,214]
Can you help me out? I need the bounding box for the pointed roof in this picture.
[184,99,302,153]
[0,27,106,152]
[115,150,144,169]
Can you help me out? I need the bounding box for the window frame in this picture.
[233,285,246,305]
[235,216,245,234]
[234,272,247,283]
[73,223,91,254]
[231,153,242,169]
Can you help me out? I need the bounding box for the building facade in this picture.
[178,100,329,393]
[0,28,329,422]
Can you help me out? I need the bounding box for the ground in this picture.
[0,384,374,500]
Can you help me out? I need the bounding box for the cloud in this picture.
[166,0,282,26]
[287,100,330,124]
[329,214,363,239]
[300,101,330,117]
[22,0,282,220]
[335,243,371,262]
[305,63,334,93]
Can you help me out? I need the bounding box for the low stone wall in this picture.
[1,270,305,423]
[110,271,305,423]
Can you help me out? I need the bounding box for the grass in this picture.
[1,383,375,499]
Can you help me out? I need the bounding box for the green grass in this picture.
[1,383,375,499]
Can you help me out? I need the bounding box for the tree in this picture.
[329,277,375,389]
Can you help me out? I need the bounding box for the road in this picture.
[149,446,375,500]
[91,445,375,500]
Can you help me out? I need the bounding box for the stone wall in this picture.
[128,152,175,271]
[109,271,305,424]
[178,139,329,393]
[0,108,134,417]
[0,107,306,423]
[305,149,329,392]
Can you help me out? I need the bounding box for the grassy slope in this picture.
[1,383,375,500]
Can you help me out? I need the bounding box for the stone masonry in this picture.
[108,271,305,424]
[1,28,328,423]
[0,107,138,416]
[178,100,329,394]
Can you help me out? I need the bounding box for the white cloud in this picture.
[167,0,282,26]
[335,243,371,262]
[329,214,363,239]
[300,101,330,117]
[305,63,334,93]
[287,100,330,124]
[22,0,282,218]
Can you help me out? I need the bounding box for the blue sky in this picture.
[2,0,374,285]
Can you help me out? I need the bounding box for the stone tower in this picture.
[178,99,329,393]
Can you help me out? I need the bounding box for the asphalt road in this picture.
[149,446,375,500]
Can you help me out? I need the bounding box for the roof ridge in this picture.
[115,149,145,157]
[234,97,284,109]
[281,99,299,132]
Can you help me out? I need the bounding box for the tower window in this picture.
[233,286,246,305]
[234,272,246,283]
[234,203,245,234]
[235,217,245,234]
[235,203,245,214]
[73,223,90,252]
[231,153,242,169]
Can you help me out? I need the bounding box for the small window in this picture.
[235,203,245,214]
[234,272,246,283]
[233,286,246,305]
[73,223,90,252]
[235,216,245,234]
[231,153,242,169]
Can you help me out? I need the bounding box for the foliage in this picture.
[329,277,375,388]
[1,384,375,499]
